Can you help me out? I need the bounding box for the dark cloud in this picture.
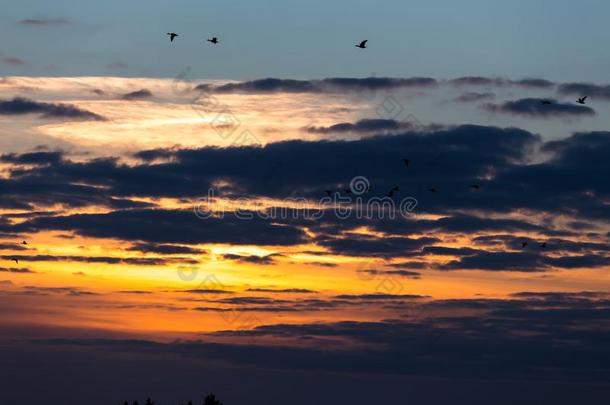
[127,243,206,255]
[448,77,555,89]
[197,78,318,93]
[483,98,595,118]
[1,151,63,166]
[245,288,318,294]
[0,97,105,121]
[306,119,421,134]
[558,82,610,100]
[317,234,438,258]
[0,125,540,211]
[18,18,70,26]
[2,57,26,66]
[358,269,421,279]
[0,125,609,259]
[0,267,34,273]
[11,210,307,246]
[107,62,129,70]
[196,77,438,94]
[8,290,610,405]
[453,92,495,103]
[196,76,559,94]
[421,246,483,256]
[0,254,195,266]
[333,293,426,301]
[179,289,234,295]
[18,286,97,296]
[441,252,548,272]
[441,251,610,272]
[194,305,300,313]
[514,78,556,89]
[449,77,509,86]
[221,253,280,265]
[300,261,338,267]
[121,89,153,100]
[214,296,292,305]
[0,243,28,251]
[115,290,153,295]
[511,291,607,300]
[545,254,610,269]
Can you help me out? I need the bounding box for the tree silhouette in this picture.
[203,394,223,405]
[121,394,221,404]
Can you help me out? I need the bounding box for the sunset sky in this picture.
[1,1,610,405]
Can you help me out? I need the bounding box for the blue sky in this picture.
[2,0,610,80]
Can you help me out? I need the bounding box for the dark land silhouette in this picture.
[122,394,222,405]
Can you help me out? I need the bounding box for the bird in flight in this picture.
[21,240,27,245]
[12,258,18,264]
[386,185,399,197]
[540,242,547,248]
[577,96,588,105]
[428,187,438,193]
[207,37,219,44]
[355,40,368,49]
[325,190,333,198]
[402,158,410,167]
[470,184,480,190]
[541,100,552,105]
[167,33,178,42]
[344,188,353,195]
[521,242,528,248]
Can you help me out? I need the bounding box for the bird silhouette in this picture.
[344,188,353,195]
[402,158,410,167]
[21,240,27,245]
[167,33,178,42]
[386,185,399,197]
[541,100,552,105]
[577,96,588,105]
[540,242,547,248]
[12,258,18,264]
[428,187,438,193]
[207,37,219,44]
[324,190,333,198]
[521,242,528,248]
[470,184,480,190]
[355,40,368,49]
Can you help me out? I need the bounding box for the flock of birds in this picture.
[323,158,477,198]
[167,32,220,45]
[165,32,589,108]
[323,156,550,250]
[2,35,569,265]
[166,32,367,49]
[9,240,27,264]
